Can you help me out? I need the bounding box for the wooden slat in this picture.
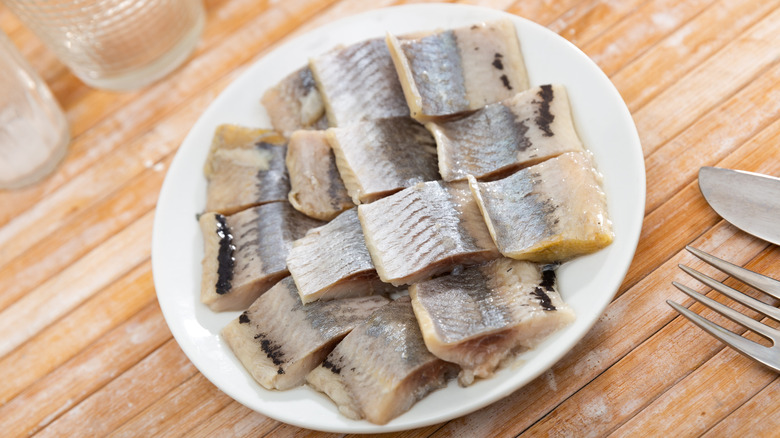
[612,0,776,113]
[702,377,780,437]
[186,402,279,438]
[632,7,780,157]
[0,260,155,404]
[0,303,169,437]
[106,373,234,438]
[36,339,197,438]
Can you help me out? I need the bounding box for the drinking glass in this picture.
[2,0,205,91]
[0,30,69,189]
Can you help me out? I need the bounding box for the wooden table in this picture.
[2,0,778,436]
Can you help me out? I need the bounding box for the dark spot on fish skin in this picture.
[507,267,513,273]
[471,25,479,30]
[540,267,557,292]
[239,312,250,324]
[254,333,285,366]
[500,74,512,90]
[299,67,317,92]
[492,53,504,70]
[532,287,556,311]
[535,85,555,137]
[516,120,532,151]
[474,46,479,51]
[195,212,202,221]
[350,367,356,372]
[323,359,341,375]
[215,214,235,295]
[277,368,285,375]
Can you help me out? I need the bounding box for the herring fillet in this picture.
[287,208,394,304]
[469,152,613,263]
[358,181,500,286]
[199,202,324,311]
[204,125,289,216]
[310,38,410,127]
[261,65,328,136]
[222,277,389,390]
[286,130,354,221]
[327,117,439,204]
[410,259,575,385]
[387,19,529,121]
[306,296,459,424]
[429,84,585,182]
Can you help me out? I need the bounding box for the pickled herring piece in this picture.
[286,130,354,221]
[261,65,328,136]
[222,277,389,390]
[387,19,529,121]
[199,203,323,311]
[429,84,585,182]
[468,152,613,263]
[327,117,439,204]
[358,181,500,286]
[306,296,458,424]
[287,208,395,304]
[410,259,575,385]
[204,124,289,215]
[310,38,409,127]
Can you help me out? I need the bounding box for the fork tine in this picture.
[672,281,780,342]
[667,300,780,373]
[687,246,780,300]
[678,264,780,323]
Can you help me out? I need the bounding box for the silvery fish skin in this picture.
[358,180,500,286]
[204,125,289,216]
[327,117,439,204]
[221,277,389,390]
[310,38,410,127]
[199,202,324,311]
[429,84,585,182]
[410,258,575,385]
[287,208,396,304]
[261,66,328,136]
[306,296,459,425]
[469,152,613,263]
[387,19,529,122]
[286,130,354,221]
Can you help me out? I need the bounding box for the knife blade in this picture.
[698,166,780,246]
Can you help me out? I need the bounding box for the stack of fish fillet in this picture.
[197,18,614,425]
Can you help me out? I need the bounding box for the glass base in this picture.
[0,121,69,190]
[74,8,205,92]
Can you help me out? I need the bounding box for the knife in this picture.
[698,166,780,246]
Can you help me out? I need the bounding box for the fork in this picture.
[667,246,780,373]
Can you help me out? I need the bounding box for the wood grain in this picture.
[1,0,778,436]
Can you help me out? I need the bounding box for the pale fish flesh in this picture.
[199,202,323,311]
[306,296,459,424]
[387,19,529,122]
[221,277,389,390]
[429,84,585,182]
[358,180,500,286]
[326,117,439,204]
[410,258,575,385]
[286,130,354,221]
[287,208,396,304]
[204,125,289,216]
[261,65,328,136]
[310,38,410,127]
[468,152,613,262]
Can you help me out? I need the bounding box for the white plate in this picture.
[152,4,645,433]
